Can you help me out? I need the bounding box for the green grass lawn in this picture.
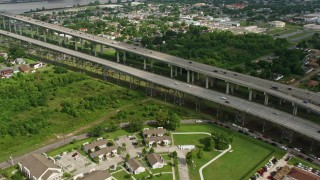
[0,165,18,179]
[151,173,173,180]
[288,157,320,170]
[173,134,209,147]
[112,169,130,179]
[47,137,96,157]
[174,125,286,180]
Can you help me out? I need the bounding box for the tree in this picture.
[208,137,215,151]
[197,148,204,159]
[211,133,231,150]
[107,141,114,147]
[127,119,143,132]
[155,109,169,127]
[149,147,154,154]
[89,126,104,137]
[186,150,196,165]
[0,56,5,63]
[125,153,130,161]
[167,113,181,130]
[171,151,177,159]
[142,148,147,155]
[108,121,119,132]
[122,143,126,150]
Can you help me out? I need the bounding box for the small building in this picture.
[19,65,30,73]
[0,52,8,60]
[18,154,63,180]
[126,159,145,174]
[307,80,319,87]
[219,21,240,27]
[144,136,171,147]
[30,62,44,69]
[89,145,118,161]
[285,167,320,180]
[80,170,112,180]
[304,24,320,31]
[146,154,164,169]
[83,139,109,153]
[0,69,13,76]
[15,58,25,65]
[142,127,167,138]
[12,67,20,73]
[269,21,286,28]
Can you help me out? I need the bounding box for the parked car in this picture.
[72,153,78,157]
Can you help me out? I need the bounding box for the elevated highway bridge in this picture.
[1,30,319,141]
[0,12,320,116]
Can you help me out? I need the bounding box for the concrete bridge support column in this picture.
[80,38,83,49]
[264,92,269,106]
[116,51,120,63]
[180,67,182,75]
[170,65,173,78]
[191,71,194,84]
[205,76,209,89]
[226,81,230,94]
[150,61,154,69]
[94,43,97,57]
[197,72,200,80]
[2,17,5,29]
[209,77,213,87]
[248,88,253,101]
[123,52,126,65]
[14,22,17,33]
[175,66,178,76]
[19,22,22,35]
[292,103,298,115]
[187,70,190,83]
[143,59,146,70]
[43,30,46,42]
[63,33,66,44]
[74,38,78,51]
[8,20,11,32]
[253,91,257,99]
[100,44,103,54]
[230,83,234,94]
[236,84,239,91]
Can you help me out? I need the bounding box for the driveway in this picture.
[154,146,190,180]
[115,136,141,158]
[56,150,96,175]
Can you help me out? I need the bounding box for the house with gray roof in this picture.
[83,139,109,153]
[89,145,118,161]
[80,170,112,180]
[144,135,171,147]
[15,58,25,65]
[18,154,62,180]
[142,127,166,138]
[126,158,145,174]
[146,154,164,169]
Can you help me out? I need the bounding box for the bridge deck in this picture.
[1,12,320,113]
[1,30,319,141]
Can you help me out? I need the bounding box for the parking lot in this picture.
[115,135,142,158]
[56,150,96,175]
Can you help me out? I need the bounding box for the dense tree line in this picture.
[0,71,86,137]
[298,33,320,50]
[142,26,288,67]
[240,48,305,79]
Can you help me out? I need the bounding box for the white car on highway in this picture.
[195,120,202,123]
